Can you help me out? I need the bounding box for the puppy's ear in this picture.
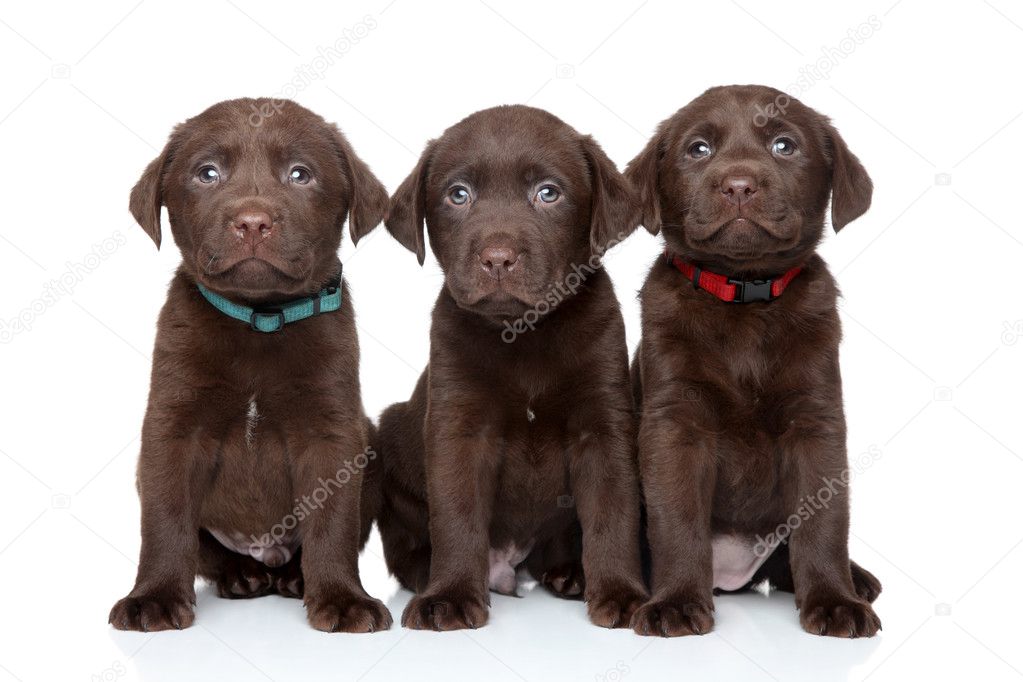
[826,122,873,231]
[129,148,171,249]
[624,127,663,235]
[334,128,389,245]
[385,141,436,266]
[581,136,641,256]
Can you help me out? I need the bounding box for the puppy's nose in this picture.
[232,210,273,238]
[720,176,758,205]
[479,246,520,278]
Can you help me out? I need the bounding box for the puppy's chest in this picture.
[690,310,815,418]
[496,400,570,477]
[696,324,824,529]
[711,362,802,456]
[714,319,788,386]
[200,405,300,560]
[489,399,575,518]
[683,319,801,492]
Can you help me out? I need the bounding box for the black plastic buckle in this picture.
[730,279,772,303]
[326,268,342,294]
[250,307,285,332]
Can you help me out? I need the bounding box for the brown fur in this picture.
[108,98,391,633]
[376,105,648,630]
[627,85,882,637]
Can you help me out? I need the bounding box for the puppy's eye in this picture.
[535,185,561,204]
[197,165,220,183]
[289,167,312,184]
[687,141,712,159]
[772,137,797,156]
[448,186,470,206]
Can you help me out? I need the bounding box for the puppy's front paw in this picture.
[109,591,195,631]
[630,595,714,637]
[586,583,647,628]
[305,592,392,633]
[541,562,585,599]
[401,591,489,631]
[800,595,881,638]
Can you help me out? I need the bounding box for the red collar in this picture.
[666,251,802,303]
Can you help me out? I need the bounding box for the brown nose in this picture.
[720,176,758,205]
[479,245,520,278]
[232,210,273,238]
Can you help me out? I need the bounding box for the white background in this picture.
[0,1,1020,680]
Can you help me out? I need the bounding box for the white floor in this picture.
[0,518,1016,682]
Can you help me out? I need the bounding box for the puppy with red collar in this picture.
[627,85,882,637]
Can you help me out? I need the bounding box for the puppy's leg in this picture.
[376,394,432,593]
[630,341,717,637]
[109,386,231,631]
[569,414,648,628]
[283,404,390,633]
[630,408,717,636]
[378,484,432,593]
[785,420,881,637]
[359,417,381,549]
[401,403,497,631]
[751,543,882,603]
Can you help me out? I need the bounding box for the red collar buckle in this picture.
[728,278,773,303]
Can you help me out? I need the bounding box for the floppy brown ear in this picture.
[384,141,436,265]
[624,129,663,235]
[580,136,641,256]
[334,128,389,245]
[129,149,170,249]
[826,122,873,231]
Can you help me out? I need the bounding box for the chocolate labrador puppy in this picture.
[627,85,882,637]
[376,105,648,630]
[108,98,392,633]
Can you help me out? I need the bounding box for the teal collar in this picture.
[196,272,343,333]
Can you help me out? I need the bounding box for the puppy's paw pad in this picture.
[305,593,392,633]
[401,592,489,631]
[542,563,585,599]
[800,597,881,638]
[109,593,195,632]
[630,597,714,637]
[587,585,647,629]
